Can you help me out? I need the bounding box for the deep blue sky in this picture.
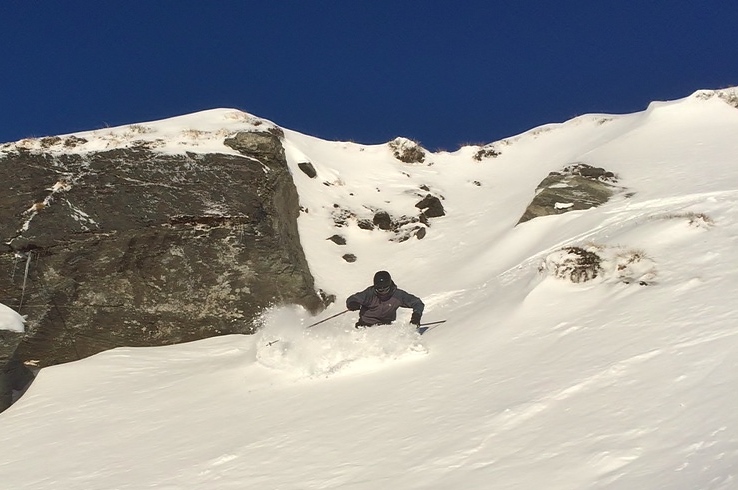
[2,2,738,150]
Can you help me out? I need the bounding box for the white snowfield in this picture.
[0,303,24,332]
[2,89,738,489]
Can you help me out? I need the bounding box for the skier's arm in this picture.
[398,290,424,315]
[396,290,424,326]
[346,288,371,310]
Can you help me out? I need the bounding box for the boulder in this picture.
[0,130,325,411]
[327,234,347,245]
[415,194,445,218]
[373,211,393,231]
[297,162,317,179]
[517,163,621,224]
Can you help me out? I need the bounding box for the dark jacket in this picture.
[346,283,424,326]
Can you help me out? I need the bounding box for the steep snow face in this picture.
[2,89,738,489]
[282,89,738,296]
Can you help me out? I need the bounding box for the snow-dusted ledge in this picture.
[0,303,24,333]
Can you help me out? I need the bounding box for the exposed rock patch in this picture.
[327,234,346,245]
[327,190,443,247]
[518,163,623,224]
[373,211,393,231]
[357,219,374,230]
[695,87,738,109]
[331,205,356,227]
[224,130,284,157]
[473,144,501,161]
[298,162,317,178]
[415,194,445,218]
[388,137,426,164]
[542,246,602,283]
[541,244,657,285]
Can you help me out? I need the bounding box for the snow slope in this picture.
[0,303,24,332]
[2,89,738,489]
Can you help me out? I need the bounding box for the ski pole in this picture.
[419,320,446,327]
[265,309,351,347]
[306,309,350,329]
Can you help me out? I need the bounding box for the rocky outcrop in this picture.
[388,137,425,164]
[415,194,445,219]
[0,130,325,409]
[517,163,623,224]
[473,144,501,161]
[541,243,657,286]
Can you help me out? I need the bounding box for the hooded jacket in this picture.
[346,282,424,326]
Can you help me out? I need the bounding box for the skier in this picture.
[346,270,424,328]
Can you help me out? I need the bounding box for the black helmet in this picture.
[373,270,392,294]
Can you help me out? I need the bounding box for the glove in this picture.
[410,312,422,326]
[348,302,361,311]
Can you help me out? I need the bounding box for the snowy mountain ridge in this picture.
[2,88,738,489]
[2,87,734,159]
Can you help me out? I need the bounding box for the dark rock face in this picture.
[415,194,445,218]
[517,163,621,224]
[0,330,30,412]
[223,128,285,155]
[357,219,374,230]
[297,162,317,179]
[0,131,324,410]
[327,234,346,245]
[373,211,393,231]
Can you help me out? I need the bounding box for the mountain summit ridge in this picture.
[3,87,736,157]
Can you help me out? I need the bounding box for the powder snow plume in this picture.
[253,305,427,378]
